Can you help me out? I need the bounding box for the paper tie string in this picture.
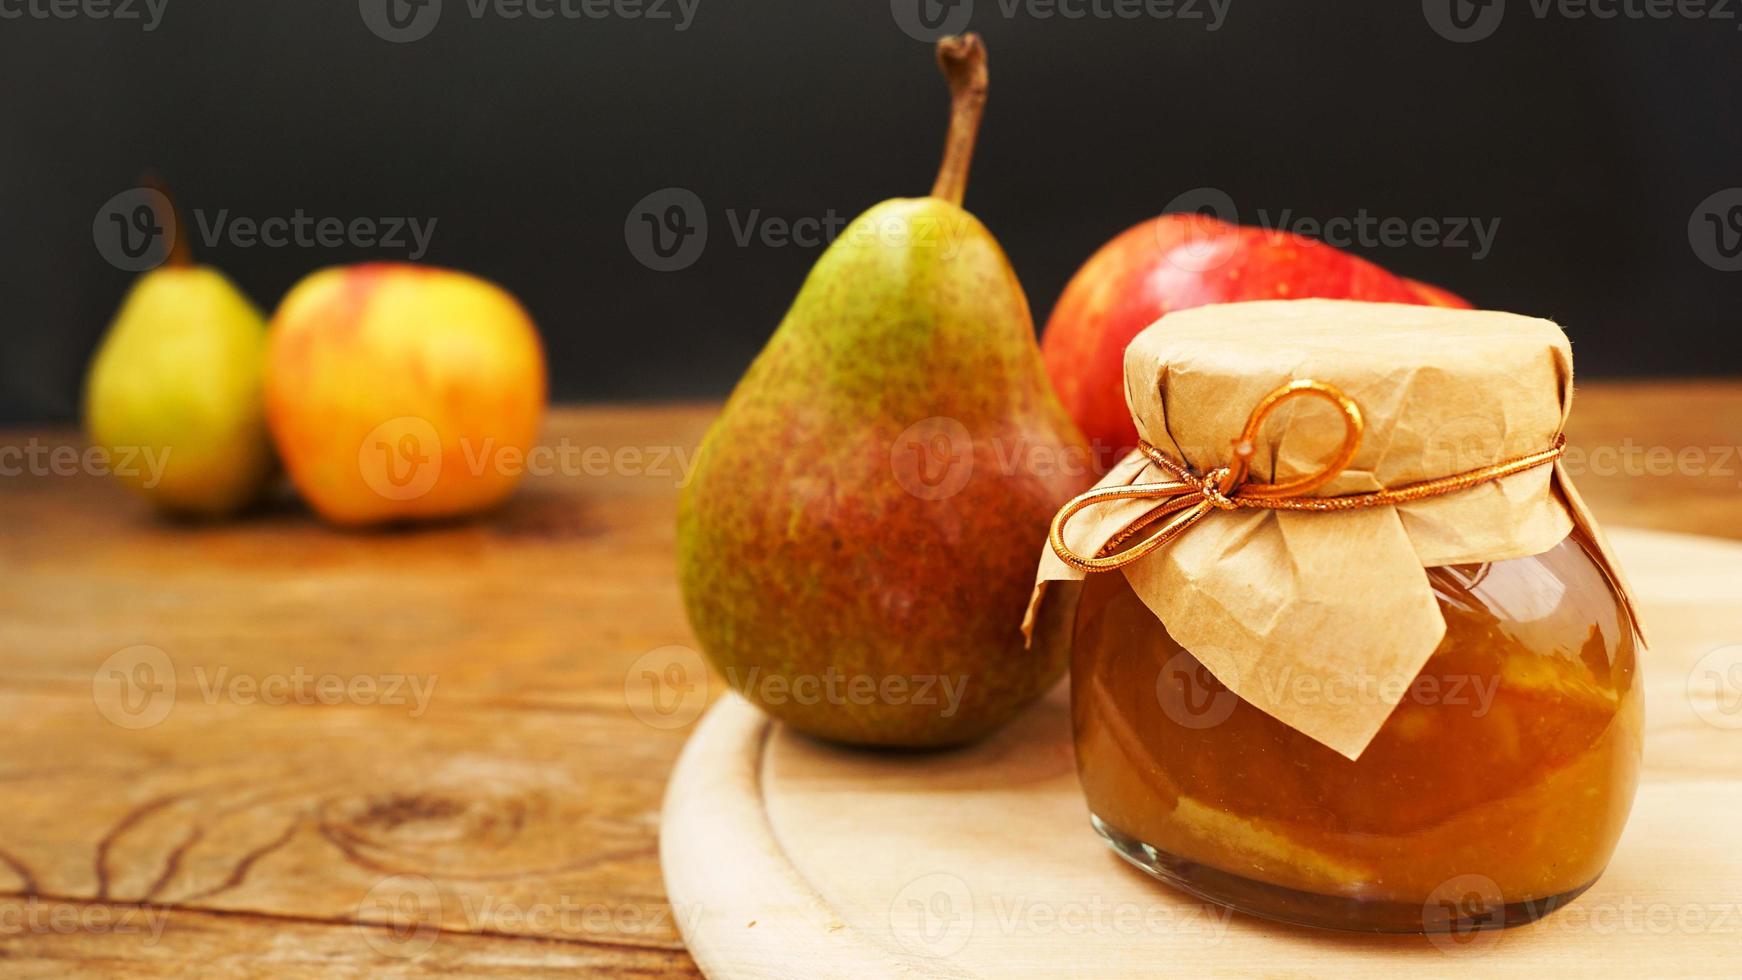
[1047,379,1568,574]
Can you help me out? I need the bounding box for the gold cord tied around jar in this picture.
[1048,379,1569,574]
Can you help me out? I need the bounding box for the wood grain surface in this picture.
[0,381,1737,977]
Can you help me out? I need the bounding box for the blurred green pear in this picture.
[84,260,274,517]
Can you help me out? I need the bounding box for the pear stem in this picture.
[142,172,193,267]
[930,34,988,207]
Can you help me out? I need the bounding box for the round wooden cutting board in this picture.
[660,528,1742,979]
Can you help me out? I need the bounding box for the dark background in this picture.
[2,0,1738,423]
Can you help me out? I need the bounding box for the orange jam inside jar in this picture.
[1070,528,1642,932]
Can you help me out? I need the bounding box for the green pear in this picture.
[84,256,274,517]
[677,35,1093,747]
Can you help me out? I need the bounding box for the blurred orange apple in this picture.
[264,263,546,525]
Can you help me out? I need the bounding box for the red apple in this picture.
[265,263,547,526]
[1040,214,1470,463]
[1403,277,1474,309]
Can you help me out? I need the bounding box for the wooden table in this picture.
[0,381,1736,978]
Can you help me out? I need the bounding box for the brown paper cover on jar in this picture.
[1026,299,1644,760]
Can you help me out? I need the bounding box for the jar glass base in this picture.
[1090,813,1597,934]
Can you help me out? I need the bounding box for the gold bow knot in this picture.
[1048,379,1567,574]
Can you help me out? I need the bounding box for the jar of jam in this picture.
[1072,526,1641,931]
[1030,300,1644,934]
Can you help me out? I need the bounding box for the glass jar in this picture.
[1070,527,1642,933]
